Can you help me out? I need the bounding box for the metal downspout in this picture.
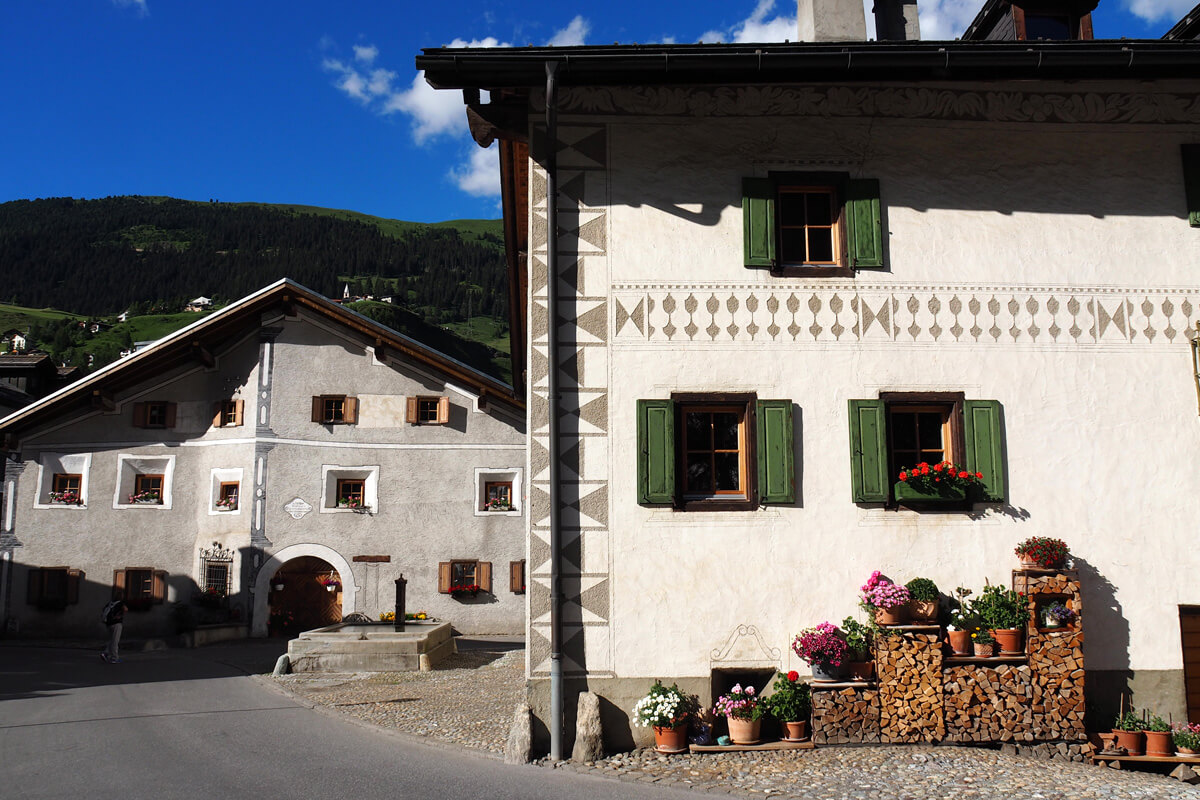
[545,59,564,763]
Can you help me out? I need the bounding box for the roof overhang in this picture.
[418,39,1200,90]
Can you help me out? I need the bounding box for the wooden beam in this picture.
[90,389,115,412]
[191,341,215,368]
[280,294,296,317]
[373,337,387,362]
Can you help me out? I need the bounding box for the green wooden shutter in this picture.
[637,399,675,505]
[964,400,1005,502]
[756,400,795,505]
[848,399,889,502]
[1183,145,1200,228]
[845,179,883,268]
[742,177,776,269]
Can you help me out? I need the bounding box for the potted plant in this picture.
[128,489,160,504]
[449,582,480,597]
[1113,708,1146,756]
[484,497,513,512]
[840,616,875,680]
[194,586,226,609]
[632,680,694,753]
[1014,536,1069,570]
[762,671,811,741]
[905,578,939,623]
[1173,723,1200,755]
[49,489,83,505]
[321,575,341,593]
[946,586,975,655]
[271,576,286,591]
[971,627,996,657]
[792,622,848,682]
[1143,714,1174,757]
[895,460,984,503]
[974,584,1030,654]
[1040,601,1075,629]
[713,683,763,745]
[337,497,365,510]
[215,495,237,511]
[860,571,911,626]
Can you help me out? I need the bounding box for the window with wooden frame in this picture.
[50,473,82,504]
[26,567,83,611]
[483,481,513,512]
[406,395,450,424]
[336,478,365,509]
[636,394,795,511]
[311,395,358,424]
[216,481,239,511]
[437,560,493,593]
[510,560,526,594]
[213,399,244,428]
[114,567,167,610]
[132,474,164,504]
[132,401,177,429]
[848,394,1006,506]
[743,172,883,277]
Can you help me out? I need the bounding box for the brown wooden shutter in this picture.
[406,397,419,423]
[478,562,492,593]
[344,396,358,424]
[152,570,168,603]
[510,560,525,594]
[311,396,323,422]
[112,569,126,599]
[67,569,83,605]
[132,403,147,428]
[164,403,177,429]
[212,403,224,427]
[26,568,41,605]
[438,562,451,593]
[233,399,244,426]
[437,396,450,424]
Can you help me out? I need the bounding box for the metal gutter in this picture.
[417,40,1200,89]
[545,60,565,763]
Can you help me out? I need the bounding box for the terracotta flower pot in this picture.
[1144,730,1174,757]
[726,717,761,745]
[1113,729,1145,756]
[874,605,909,626]
[1018,554,1043,569]
[909,599,938,623]
[782,720,808,741]
[993,628,1025,655]
[973,641,996,657]
[653,720,689,753]
[1178,747,1199,756]
[846,660,875,681]
[947,630,971,655]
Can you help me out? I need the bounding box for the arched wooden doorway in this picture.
[267,556,343,636]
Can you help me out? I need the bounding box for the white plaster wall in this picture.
[590,111,1200,681]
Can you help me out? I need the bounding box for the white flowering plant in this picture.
[632,680,693,729]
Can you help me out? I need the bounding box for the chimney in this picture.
[873,0,921,40]
[797,0,867,41]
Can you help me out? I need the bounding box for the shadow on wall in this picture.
[1075,556,1131,731]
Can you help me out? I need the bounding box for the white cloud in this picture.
[547,16,591,46]
[699,0,796,43]
[450,143,501,197]
[1123,0,1195,22]
[353,44,379,64]
[446,36,506,48]
[916,0,982,39]
[113,0,148,15]
[383,71,473,144]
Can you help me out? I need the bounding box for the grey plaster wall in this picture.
[1,309,526,638]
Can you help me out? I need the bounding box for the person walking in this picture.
[100,591,126,663]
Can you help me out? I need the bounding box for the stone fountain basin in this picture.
[286,621,455,672]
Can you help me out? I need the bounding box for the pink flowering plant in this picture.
[713,683,764,721]
[791,622,848,666]
[859,571,911,611]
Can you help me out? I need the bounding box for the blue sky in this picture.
[1,0,1190,223]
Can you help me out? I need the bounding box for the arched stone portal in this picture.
[253,544,357,637]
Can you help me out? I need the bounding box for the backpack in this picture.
[101,600,121,625]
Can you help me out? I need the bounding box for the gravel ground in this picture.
[273,645,1200,798]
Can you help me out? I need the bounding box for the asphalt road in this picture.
[0,643,692,800]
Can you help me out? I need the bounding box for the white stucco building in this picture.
[420,0,1200,752]
[0,280,527,642]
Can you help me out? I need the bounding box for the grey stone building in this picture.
[0,279,527,640]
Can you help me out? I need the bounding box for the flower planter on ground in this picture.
[782,720,808,741]
[652,722,689,753]
[1145,730,1174,757]
[1113,729,1145,756]
[633,680,694,753]
[726,717,761,745]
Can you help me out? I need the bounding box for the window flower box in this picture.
[214,497,238,511]
[449,583,480,598]
[894,461,984,505]
[48,490,83,505]
[128,490,161,505]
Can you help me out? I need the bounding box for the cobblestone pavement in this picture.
[273,645,1200,798]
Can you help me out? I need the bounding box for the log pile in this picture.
[811,686,880,744]
[813,569,1085,748]
[877,630,945,742]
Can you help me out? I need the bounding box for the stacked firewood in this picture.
[878,631,946,742]
[811,686,880,744]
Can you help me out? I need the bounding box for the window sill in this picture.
[113,502,171,510]
[474,507,521,517]
[320,506,375,514]
[676,498,758,512]
[34,502,88,510]
[770,264,855,278]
